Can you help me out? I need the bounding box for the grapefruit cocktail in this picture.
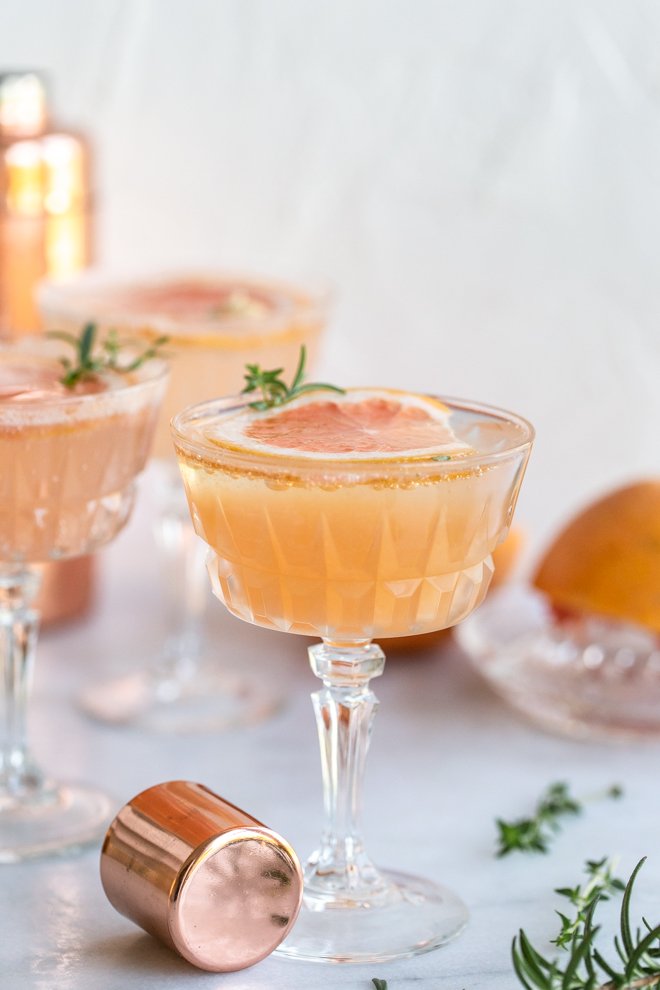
[39,272,329,731]
[0,349,163,562]
[172,370,533,963]
[0,333,167,861]
[39,272,327,459]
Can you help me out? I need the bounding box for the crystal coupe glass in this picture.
[39,272,328,732]
[0,339,167,861]
[171,390,534,963]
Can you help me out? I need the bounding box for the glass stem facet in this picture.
[0,566,42,801]
[306,640,388,906]
[152,461,208,686]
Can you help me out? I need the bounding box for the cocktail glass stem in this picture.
[151,463,208,689]
[0,565,111,862]
[0,566,42,802]
[278,638,468,962]
[306,640,388,903]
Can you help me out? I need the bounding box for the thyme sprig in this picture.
[512,857,660,990]
[242,344,344,411]
[496,782,623,857]
[49,323,168,389]
[553,858,626,950]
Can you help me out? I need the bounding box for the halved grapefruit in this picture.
[533,480,660,633]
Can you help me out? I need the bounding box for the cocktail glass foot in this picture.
[0,779,112,864]
[79,663,279,734]
[278,869,467,964]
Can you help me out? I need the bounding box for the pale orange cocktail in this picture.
[0,349,163,562]
[174,390,531,641]
[172,385,533,963]
[0,337,166,861]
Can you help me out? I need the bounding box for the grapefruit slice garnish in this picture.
[204,388,474,461]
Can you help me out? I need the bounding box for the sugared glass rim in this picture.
[0,336,169,424]
[170,393,535,477]
[36,268,332,341]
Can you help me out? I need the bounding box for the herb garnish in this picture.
[49,323,168,389]
[552,857,625,950]
[372,980,388,989]
[512,857,660,990]
[242,344,344,411]
[496,782,623,857]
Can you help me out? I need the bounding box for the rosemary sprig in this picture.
[496,782,623,857]
[49,323,168,388]
[512,857,660,990]
[241,344,345,411]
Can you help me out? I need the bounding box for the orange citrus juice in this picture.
[0,345,166,562]
[38,274,328,459]
[173,391,532,642]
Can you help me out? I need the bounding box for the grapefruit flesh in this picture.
[208,389,473,461]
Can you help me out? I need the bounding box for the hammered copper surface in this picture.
[100,780,303,972]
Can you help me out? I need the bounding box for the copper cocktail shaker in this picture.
[0,70,93,330]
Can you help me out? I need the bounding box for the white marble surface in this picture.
[3,471,660,990]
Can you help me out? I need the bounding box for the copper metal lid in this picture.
[100,780,303,972]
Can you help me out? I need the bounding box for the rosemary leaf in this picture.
[241,344,345,410]
[48,324,168,388]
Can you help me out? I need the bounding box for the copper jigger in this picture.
[100,780,303,972]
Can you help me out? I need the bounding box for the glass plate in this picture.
[455,585,660,741]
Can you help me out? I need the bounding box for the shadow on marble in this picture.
[81,932,198,978]
[77,932,319,989]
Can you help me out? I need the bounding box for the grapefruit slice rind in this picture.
[203,387,475,462]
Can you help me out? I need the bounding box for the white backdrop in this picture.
[2,0,659,558]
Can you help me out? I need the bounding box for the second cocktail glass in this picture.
[172,387,534,962]
[0,337,167,861]
[39,272,328,731]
